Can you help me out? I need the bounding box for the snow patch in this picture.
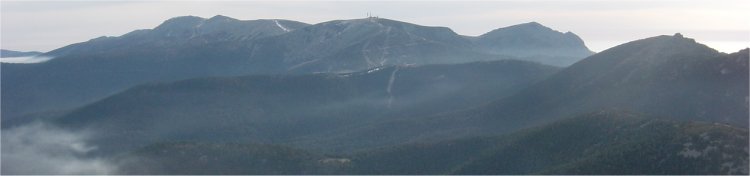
[386,67,399,108]
[287,59,322,71]
[195,20,205,28]
[367,67,382,73]
[379,27,392,66]
[387,67,399,94]
[274,20,291,32]
[362,40,376,67]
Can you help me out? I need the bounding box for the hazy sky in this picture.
[1,0,748,53]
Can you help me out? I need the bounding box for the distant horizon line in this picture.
[2,15,748,54]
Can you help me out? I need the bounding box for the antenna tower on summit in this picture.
[367,12,378,19]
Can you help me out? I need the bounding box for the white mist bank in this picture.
[1,122,117,174]
[0,55,54,63]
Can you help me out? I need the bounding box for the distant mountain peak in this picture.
[493,21,554,33]
[526,21,542,25]
[154,16,204,32]
[330,17,441,30]
[145,15,310,40]
[306,17,461,40]
[476,21,593,66]
[333,17,396,27]
[606,34,707,55]
[166,15,204,21]
[207,15,236,22]
[159,16,204,26]
[562,33,722,86]
[517,21,545,28]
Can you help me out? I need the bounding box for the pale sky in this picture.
[1,0,749,53]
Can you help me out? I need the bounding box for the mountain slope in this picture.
[1,16,310,120]
[116,142,338,175]
[348,111,749,175]
[46,15,308,57]
[475,22,594,66]
[112,111,749,174]
[319,34,748,149]
[42,60,558,154]
[241,17,506,73]
[469,34,747,130]
[1,16,589,121]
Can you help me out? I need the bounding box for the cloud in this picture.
[1,122,117,174]
[0,56,54,63]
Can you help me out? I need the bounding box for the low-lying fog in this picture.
[0,56,54,63]
[1,122,117,174]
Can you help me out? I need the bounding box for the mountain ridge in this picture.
[474,21,594,66]
[348,110,749,175]
[467,34,746,129]
[2,15,593,120]
[42,15,591,67]
[320,35,748,149]
[37,60,559,154]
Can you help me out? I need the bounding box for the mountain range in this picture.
[430,34,748,134]
[1,15,747,175]
[1,15,591,121]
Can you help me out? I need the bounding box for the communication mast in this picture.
[367,12,378,19]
